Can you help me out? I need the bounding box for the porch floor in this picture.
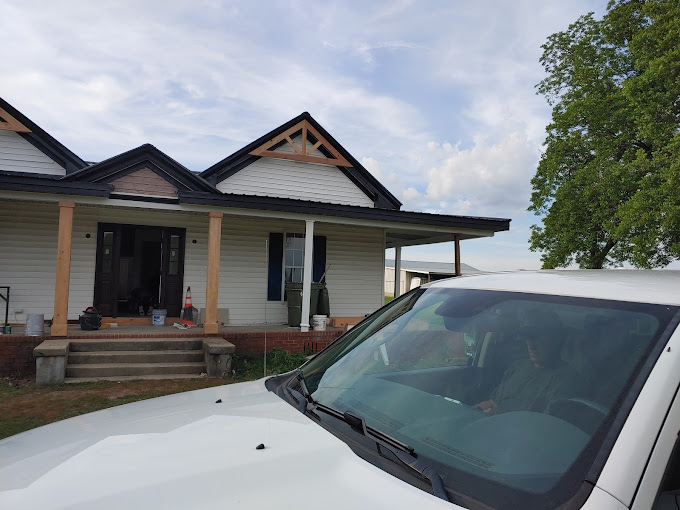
[5,322,343,338]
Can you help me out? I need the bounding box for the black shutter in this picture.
[268,233,283,301]
[313,235,327,282]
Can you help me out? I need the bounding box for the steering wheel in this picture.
[548,397,608,434]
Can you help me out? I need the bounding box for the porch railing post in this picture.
[300,220,315,332]
[454,234,461,277]
[204,211,223,335]
[394,246,402,297]
[52,201,75,337]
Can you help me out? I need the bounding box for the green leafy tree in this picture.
[529,0,680,268]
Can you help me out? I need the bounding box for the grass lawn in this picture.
[0,349,309,441]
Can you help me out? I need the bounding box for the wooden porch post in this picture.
[204,211,223,335]
[454,235,461,277]
[52,201,75,337]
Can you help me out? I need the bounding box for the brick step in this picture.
[68,338,204,352]
[65,362,206,378]
[68,350,204,365]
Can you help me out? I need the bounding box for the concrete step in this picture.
[68,338,204,352]
[64,374,210,384]
[65,362,207,378]
[68,350,204,365]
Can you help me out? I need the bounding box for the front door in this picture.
[160,228,185,317]
[94,223,121,316]
[94,223,186,318]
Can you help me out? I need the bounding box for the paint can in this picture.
[152,309,167,327]
[312,315,327,331]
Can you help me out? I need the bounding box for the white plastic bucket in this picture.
[152,309,167,327]
[25,313,44,336]
[312,314,327,331]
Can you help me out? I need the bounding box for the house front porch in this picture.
[0,322,346,383]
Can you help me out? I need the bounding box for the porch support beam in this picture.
[300,220,315,332]
[52,201,75,337]
[454,234,461,276]
[204,211,223,335]
[394,246,402,298]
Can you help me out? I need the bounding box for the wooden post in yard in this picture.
[51,201,75,337]
[204,211,223,335]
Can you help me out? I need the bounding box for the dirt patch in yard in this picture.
[0,349,309,440]
[0,377,231,440]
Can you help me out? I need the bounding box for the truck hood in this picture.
[0,379,453,510]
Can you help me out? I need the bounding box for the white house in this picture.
[0,97,510,334]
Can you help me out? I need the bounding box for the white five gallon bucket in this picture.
[152,309,167,327]
[312,314,327,331]
[25,313,45,336]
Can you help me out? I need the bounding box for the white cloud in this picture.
[402,187,421,203]
[403,132,538,218]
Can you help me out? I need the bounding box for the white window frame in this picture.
[281,232,305,301]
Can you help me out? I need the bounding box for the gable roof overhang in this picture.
[0,97,88,175]
[178,190,510,246]
[200,112,402,210]
[0,171,112,197]
[62,143,218,195]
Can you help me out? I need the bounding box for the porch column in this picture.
[204,211,223,335]
[394,246,402,297]
[52,201,75,337]
[454,235,461,276]
[300,220,315,332]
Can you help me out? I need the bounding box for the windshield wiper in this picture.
[313,406,450,503]
[293,369,314,413]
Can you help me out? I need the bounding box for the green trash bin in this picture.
[285,282,323,327]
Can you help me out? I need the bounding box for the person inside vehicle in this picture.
[474,325,580,415]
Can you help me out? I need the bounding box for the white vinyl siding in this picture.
[219,219,384,324]
[0,200,385,324]
[0,201,59,323]
[0,130,66,176]
[0,201,209,321]
[217,157,375,208]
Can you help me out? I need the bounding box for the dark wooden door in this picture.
[94,223,121,316]
[160,227,185,317]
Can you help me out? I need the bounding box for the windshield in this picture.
[299,287,678,508]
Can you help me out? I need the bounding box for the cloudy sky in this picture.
[1,0,608,271]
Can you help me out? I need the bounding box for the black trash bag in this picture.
[79,307,101,331]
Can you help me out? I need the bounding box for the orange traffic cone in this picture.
[181,286,194,326]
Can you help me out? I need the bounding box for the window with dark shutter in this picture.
[267,232,326,301]
[267,233,283,301]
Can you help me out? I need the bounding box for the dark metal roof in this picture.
[199,112,402,210]
[0,171,111,197]
[0,97,87,174]
[178,190,510,231]
[62,143,218,193]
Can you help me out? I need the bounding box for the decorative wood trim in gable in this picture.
[0,106,31,133]
[249,119,351,167]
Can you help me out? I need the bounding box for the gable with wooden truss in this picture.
[202,113,402,210]
[0,103,75,176]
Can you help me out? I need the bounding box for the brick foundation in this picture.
[0,330,345,378]
[222,330,343,356]
[0,335,47,378]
